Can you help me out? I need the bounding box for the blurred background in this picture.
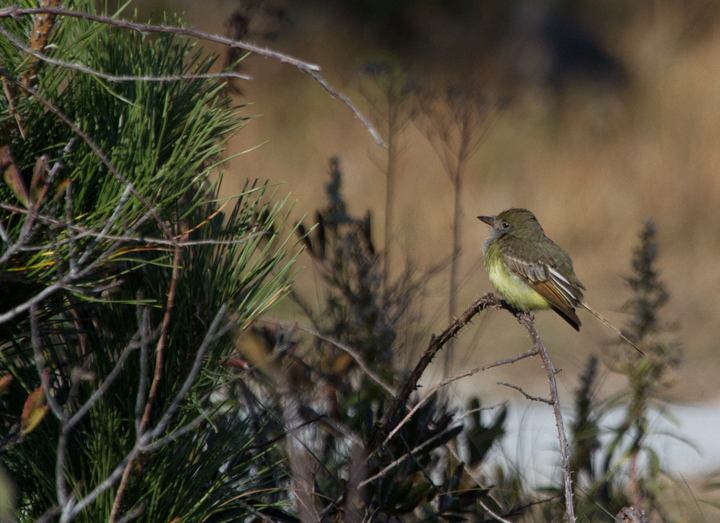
[127,0,720,403]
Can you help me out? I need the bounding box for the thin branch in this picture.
[0,220,10,245]
[114,503,145,523]
[0,138,76,264]
[461,401,508,419]
[267,319,397,396]
[446,439,506,514]
[399,434,441,493]
[382,347,537,449]
[64,183,75,273]
[0,26,253,82]
[65,435,149,520]
[0,6,385,146]
[303,68,385,146]
[479,502,513,523]
[497,382,553,405]
[477,496,562,523]
[368,293,506,451]
[134,305,150,434]
[45,138,76,185]
[0,7,319,69]
[65,336,141,431]
[238,501,276,523]
[33,505,62,523]
[53,332,141,513]
[517,313,576,523]
[0,57,25,139]
[30,303,69,507]
[0,202,270,249]
[141,411,207,452]
[150,303,229,439]
[76,186,132,267]
[139,244,181,433]
[0,225,135,324]
[359,423,462,487]
[110,245,183,523]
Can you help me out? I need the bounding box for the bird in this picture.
[478,208,584,329]
[478,208,642,353]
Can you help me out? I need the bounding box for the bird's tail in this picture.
[581,302,644,355]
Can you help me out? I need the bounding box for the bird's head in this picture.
[478,208,545,241]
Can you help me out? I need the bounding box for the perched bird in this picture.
[478,208,585,330]
[478,208,642,353]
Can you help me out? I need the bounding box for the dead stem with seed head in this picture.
[416,86,500,377]
[359,61,418,292]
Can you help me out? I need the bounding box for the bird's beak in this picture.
[477,215,495,227]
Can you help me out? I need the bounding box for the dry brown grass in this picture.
[141,0,720,402]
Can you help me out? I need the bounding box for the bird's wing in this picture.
[501,248,583,327]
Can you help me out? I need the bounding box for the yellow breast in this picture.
[484,245,552,312]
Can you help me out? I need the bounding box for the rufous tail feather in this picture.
[581,302,644,355]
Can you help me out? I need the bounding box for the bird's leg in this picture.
[496,298,523,317]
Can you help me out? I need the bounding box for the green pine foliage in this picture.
[0,2,297,522]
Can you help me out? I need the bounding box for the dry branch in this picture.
[0,6,384,146]
[368,293,507,451]
[517,313,576,522]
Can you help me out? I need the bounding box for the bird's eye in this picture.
[502,222,510,229]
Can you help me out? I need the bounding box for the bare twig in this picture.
[0,140,78,266]
[382,347,537,448]
[497,382,553,405]
[109,245,182,523]
[359,64,417,290]
[517,313,576,523]
[446,441,507,514]
[267,319,397,396]
[399,434,441,493]
[0,201,269,250]
[0,185,138,326]
[65,337,142,431]
[359,422,462,488]
[0,6,384,146]
[0,26,253,82]
[64,183,75,273]
[30,303,69,507]
[0,138,76,261]
[75,186,132,267]
[114,503,145,523]
[33,505,62,523]
[416,88,500,376]
[142,411,207,452]
[461,400,508,419]
[479,503,513,523]
[368,293,506,451]
[140,245,182,433]
[477,497,562,523]
[134,304,150,434]
[150,304,229,439]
